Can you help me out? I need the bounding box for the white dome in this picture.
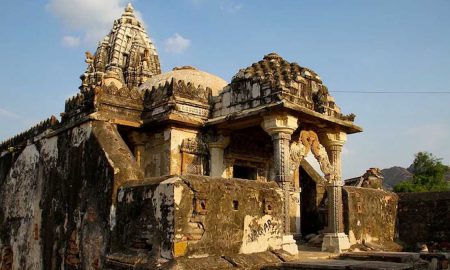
[140,66,227,96]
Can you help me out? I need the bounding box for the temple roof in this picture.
[140,66,227,96]
[232,52,322,86]
[81,3,161,89]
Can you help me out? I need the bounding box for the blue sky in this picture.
[0,0,449,178]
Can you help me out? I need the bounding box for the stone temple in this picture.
[0,4,409,270]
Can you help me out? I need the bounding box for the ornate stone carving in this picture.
[144,78,212,110]
[180,138,208,155]
[290,130,334,182]
[80,3,160,90]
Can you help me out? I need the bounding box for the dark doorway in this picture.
[233,165,257,180]
[300,166,325,236]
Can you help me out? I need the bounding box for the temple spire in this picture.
[80,2,161,90]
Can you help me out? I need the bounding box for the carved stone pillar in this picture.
[207,134,230,178]
[320,131,350,253]
[262,113,299,255]
[261,114,298,228]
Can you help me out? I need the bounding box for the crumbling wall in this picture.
[113,175,284,260]
[397,191,450,246]
[175,175,283,257]
[343,186,398,246]
[0,120,141,270]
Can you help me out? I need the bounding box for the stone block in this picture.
[322,233,351,253]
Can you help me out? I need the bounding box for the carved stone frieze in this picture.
[143,78,212,111]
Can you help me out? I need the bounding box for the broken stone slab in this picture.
[419,252,449,270]
[309,234,324,245]
[277,259,413,270]
[305,233,317,241]
[348,261,414,270]
[282,235,299,255]
[222,251,283,268]
[341,252,421,264]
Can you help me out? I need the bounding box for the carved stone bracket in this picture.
[289,130,334,183]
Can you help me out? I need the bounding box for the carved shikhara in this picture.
[181,138,209,175]
[289,130,334,182]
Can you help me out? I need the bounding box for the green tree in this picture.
[394,152,450,193]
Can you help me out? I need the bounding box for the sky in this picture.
[0,0,449,178]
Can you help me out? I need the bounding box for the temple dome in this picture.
[140,66,227,96]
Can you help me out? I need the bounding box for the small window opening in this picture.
[200,200,206,210]
[194,198,207,215]
[233,165,257,180]
[264,199,273,215]
[233,200,239,210]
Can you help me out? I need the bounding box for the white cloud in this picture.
[61,35,81,47]
[164,33,191,54]
[220,1,243,13]
[47,0,146,46]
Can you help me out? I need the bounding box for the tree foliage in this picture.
[393,152,450,193]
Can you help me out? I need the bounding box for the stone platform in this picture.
[264,259,413,270]
[106,247,449,270]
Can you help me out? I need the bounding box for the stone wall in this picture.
[397,191,450,246]
[0,120,141,270]
[112,175,284,260]
[343,186,398,246]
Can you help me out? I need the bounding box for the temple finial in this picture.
[125,3,134,13]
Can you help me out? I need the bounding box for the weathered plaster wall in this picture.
[113,175,284,260]
[141,130,170,177]
[397,191,450,246]
[343,186,398,246]
[0,120,141,270]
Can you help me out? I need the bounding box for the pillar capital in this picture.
[319,130,347,148]
[207,134,230,149]
[261,113,298,137]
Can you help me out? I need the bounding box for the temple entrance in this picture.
[299,161,327,237]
